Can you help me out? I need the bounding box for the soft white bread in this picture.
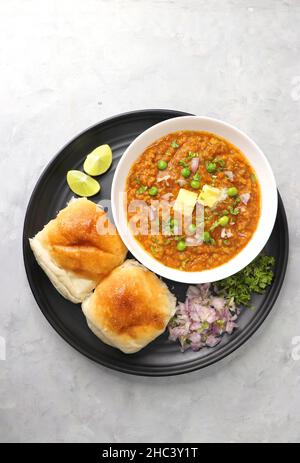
[82,260,177,353]
[29,198,127,303]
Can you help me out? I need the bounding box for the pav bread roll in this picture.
[29,198,127,303]
[82,260,177,353]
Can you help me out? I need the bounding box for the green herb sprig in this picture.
[217,255,275,306]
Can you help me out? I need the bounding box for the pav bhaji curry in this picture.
[126,131,260,272]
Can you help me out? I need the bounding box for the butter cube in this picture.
[198,184,226,208]
[173,188,198,216]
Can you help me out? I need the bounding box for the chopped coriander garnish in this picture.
[150,245,158,254]
[210,215,229,229]
[193,172,201,181]
[171,140,179,148]
[251,173,257,183]
[151,236,160,244]
[179,159,188,167]
[169,316,178,328]
[174,235,185,241]
[217,255,275,306]
[229,205,239,215]
[197,321,209,333]
[136,185,147,195]
[187,151,199,158]
[169,218,178,229]
[216,158,225,168]
[210,220,220,231]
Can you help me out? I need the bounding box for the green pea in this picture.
[227,186,238,197]
[149,186,158,196]
[177,240,186,251]
[181,167,191,178]
[203,231,211,243]
[190,180,201,189]
[219,215,229,226]
[188,223,196,234]
[206,162,217,173]
[157,160,167,170]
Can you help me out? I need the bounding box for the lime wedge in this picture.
[83,144,112,176]
[66,170,100,197]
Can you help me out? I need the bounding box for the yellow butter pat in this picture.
[198,184,226,208]
[173,188,198,216]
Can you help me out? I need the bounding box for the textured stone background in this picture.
[0,0,300,443]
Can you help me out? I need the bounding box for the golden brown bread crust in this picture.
[98,274,165,336]
[82,260,176,353]
[40,198,127,282]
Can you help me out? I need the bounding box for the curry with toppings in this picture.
[126,131,261,271]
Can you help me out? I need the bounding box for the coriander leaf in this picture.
[216,255,275,306]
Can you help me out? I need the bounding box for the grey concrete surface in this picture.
[0,0,300,443]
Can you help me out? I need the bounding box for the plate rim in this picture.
[23,109,289,376]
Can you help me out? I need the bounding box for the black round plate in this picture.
[23,109,289,376]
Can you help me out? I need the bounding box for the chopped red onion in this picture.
[185,236,202,246]
[225,170,234,181]
[157,173,170,183]
[221,228,233,239]
[191,157,200,173]
[177,179,187,187]
[168,283,238,352]
[240,192,250,204]
[161,192,173,201]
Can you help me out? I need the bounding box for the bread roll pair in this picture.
[30,198,176,353]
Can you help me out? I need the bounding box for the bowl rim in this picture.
[111,115,278,283]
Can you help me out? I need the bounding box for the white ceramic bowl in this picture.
[111,116,277,283]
